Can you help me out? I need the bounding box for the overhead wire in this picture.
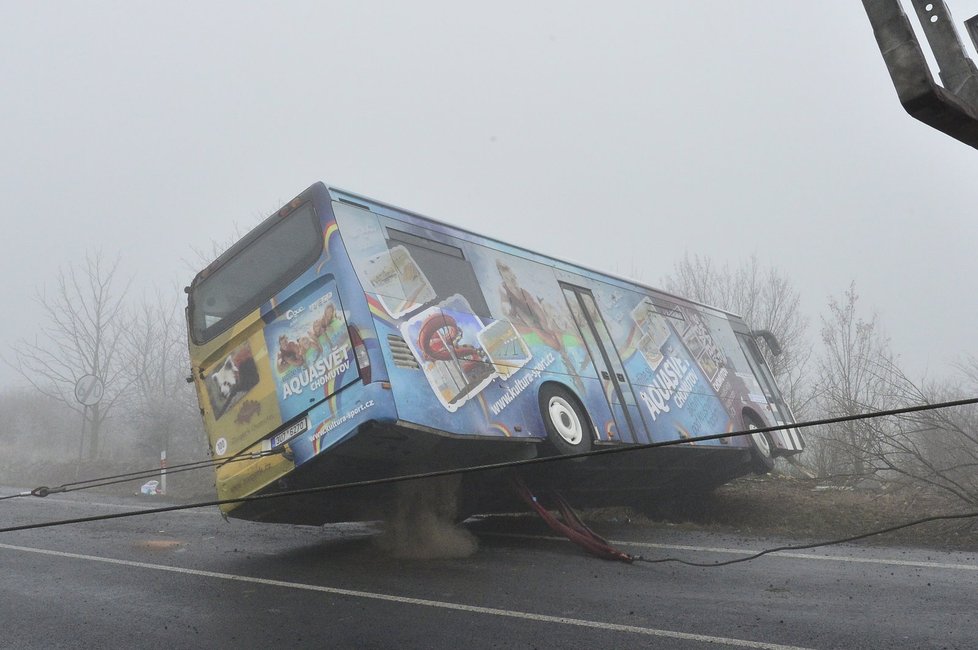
[1,395,976,538]
[0,382,752,499]
[0,448,284,500]
[4,395,976,504]
[30,450,285,497]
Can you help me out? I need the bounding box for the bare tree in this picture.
[814,283,900,479]
[661,253,811,411]
[860,358,978,506]
[811,286,978,503]
[4,253,130,458]
[121,294,205,461]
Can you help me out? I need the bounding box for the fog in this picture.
[1,1,976,387]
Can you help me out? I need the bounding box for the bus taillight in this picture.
[349,325,371,384]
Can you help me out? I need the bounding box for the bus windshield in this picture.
[190,202,321,343]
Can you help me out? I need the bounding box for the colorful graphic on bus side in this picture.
[400,295,497,412]
[204,340,260,421]
[331,196,767,448]
[363,244,436,319]
[263,280,357,421]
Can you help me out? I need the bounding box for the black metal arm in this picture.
[863,0,978,149]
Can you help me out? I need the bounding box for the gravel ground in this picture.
[624,473,978,551]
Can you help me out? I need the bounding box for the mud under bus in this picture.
[186,182,803,523]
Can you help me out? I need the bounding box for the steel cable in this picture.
[1,396,975,535]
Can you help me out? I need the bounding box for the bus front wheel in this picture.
[744,412,775,474]
[539,385,593,456]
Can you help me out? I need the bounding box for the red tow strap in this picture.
[512,474,634,563]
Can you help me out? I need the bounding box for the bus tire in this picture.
[744,412,775,474]
[539,385,593,456]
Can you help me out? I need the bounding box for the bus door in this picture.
[735,333,804,452]
[560,283,644,443]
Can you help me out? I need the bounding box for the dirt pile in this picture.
[633,474,978,551]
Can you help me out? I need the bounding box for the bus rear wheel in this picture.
[745,413,775,474]
[539,385,593,456]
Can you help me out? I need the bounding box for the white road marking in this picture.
[486,533,978,572]
[0,542,812,650]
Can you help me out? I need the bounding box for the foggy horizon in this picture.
[2,2,977,389]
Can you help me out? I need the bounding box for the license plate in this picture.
[272,418,308,447]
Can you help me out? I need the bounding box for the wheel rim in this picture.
[748,422,771,457]
[548,396,583,446]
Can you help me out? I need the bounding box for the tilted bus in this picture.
[186,182,803,523]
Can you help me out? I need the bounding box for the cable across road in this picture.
[1,396,976,537]
[0,449,284,501]
[631,509,978,568]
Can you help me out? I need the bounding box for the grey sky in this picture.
[1,1,976,387]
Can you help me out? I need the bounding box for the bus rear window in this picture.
[190,203,321,343]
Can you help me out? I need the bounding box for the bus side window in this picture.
[652,298,686,326]
[386,228,492,320]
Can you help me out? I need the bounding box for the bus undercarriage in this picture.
[224,419,758,525]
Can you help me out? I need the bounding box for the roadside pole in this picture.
[160,450,167,496]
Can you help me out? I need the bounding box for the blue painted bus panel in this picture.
[330,194,772,449]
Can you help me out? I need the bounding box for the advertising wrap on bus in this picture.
[264,278,357,421]
[333,198,770,449]
[200,329,282,459]
[187,182,802,522]
[190,191,390,504]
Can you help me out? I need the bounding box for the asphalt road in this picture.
[2,489,976,649]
